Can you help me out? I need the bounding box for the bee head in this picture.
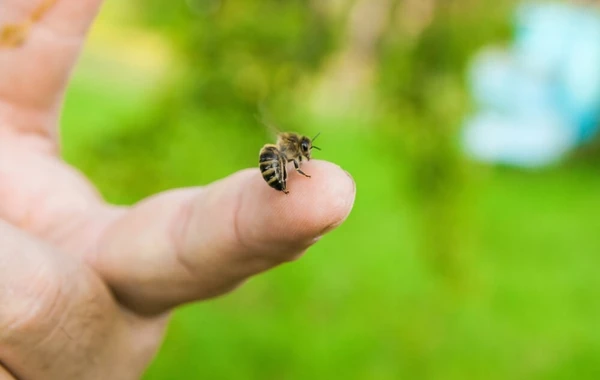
[300,137,312,159]
[301,132,321,160]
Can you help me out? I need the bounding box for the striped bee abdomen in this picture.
[259,144,288,193]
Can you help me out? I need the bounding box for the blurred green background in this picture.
[61,0,600,379]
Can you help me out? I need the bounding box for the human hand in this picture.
[0,1,356,378]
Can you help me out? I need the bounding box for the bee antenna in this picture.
[312,132,321,142]
[312,146,321,151]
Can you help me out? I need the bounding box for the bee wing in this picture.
[255,103,281,140]
[259,118,281,139]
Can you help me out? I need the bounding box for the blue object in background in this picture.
[462,2,600,167]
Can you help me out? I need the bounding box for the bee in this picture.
[259,132,321,194]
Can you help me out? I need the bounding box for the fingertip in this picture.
[238,160,356,255]
[290,160,356,236]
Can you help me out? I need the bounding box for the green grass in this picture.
[61,62,600,380]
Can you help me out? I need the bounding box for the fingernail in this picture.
[318,220,344,237]
[316,168,356,238]
[344,170,356,193]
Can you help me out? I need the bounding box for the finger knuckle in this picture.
[0,260,64,343]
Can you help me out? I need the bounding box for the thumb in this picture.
[91,160,356,315]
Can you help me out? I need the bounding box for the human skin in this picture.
[0,0,356,378]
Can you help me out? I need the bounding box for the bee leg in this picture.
[293,159,311,178]
[281,156,290,194]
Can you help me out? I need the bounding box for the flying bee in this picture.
[259,131,321,194]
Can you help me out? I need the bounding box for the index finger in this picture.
[0,0,103,136]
